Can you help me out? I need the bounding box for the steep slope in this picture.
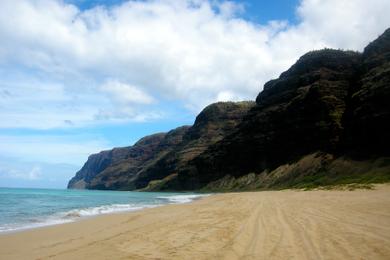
[343,28,390,156]
[69,29,390,191]
[171,49,362,189]
[68,102,254,190]
[165,29,390,190]
[138,101,255,190]
[67,133,166,189]
[86,126,189,190]
[67,127,189,189]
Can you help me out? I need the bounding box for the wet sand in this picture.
[1,185,390,259]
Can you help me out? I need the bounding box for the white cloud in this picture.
[295,0,390,50]
[216,90,236,102]
[0,0,389,128]
[0,158,80,188]
[0,77,100,129]
[100,80,155,105]
[94,79,159,122]
[0,165,41,180]
[28,166,42,180]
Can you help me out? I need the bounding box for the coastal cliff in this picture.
[68,29,390,191]
[68,102,254,190]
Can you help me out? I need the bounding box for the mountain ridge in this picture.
[68,29,390,191]
[68,101,255,190]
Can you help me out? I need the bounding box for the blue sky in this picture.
[69,0,300,23]
[0,0,389,188]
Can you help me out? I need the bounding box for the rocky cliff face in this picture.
[67,102,254,190]
[85,126,190,190]
[69,29,390,191]
[175,49,362,189]
[67,132,170,189]
[343,28,390,157]
[167,29,390,190]
[138,101,255,191]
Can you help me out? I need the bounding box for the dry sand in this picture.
[1,185,390,260]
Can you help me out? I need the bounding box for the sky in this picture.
[0,0,389,188]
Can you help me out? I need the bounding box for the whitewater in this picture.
[0,187,208,233]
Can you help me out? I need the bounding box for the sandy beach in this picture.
[1,186,390,260]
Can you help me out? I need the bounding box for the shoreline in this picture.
[0,192,210,235]
[1,185,390,259]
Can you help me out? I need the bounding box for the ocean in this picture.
[0,187,208,233]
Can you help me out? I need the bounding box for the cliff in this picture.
[166,29,390,191]
[68,29,390,191]
[67,130,183,189]
[68,102,255,190]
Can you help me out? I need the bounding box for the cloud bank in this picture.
[0,0,389,129]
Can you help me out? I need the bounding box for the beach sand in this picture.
[1,185,390,259]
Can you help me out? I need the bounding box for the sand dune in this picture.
[1,185,390,259]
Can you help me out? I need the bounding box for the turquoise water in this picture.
[0,187,207,233]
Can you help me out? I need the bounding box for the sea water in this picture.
[0,187,208,233]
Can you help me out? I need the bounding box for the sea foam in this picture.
[157,194,209,203]
[0,189,208,234]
